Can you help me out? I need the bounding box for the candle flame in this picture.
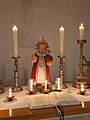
[80,23,84,27]
[59,26,64,31]
[12,25,18,30]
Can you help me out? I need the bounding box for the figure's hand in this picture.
[32,54,37,62]
[47,61,53,66]
[45,55,53,66]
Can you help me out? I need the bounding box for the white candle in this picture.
[9,109,12,117]
[58,78,60,90]
[12,25,19,58]
[59,26,64,57]
[79,23,84,40]
[45,80,47,91]
[81,84,84,92]
[81,101,84,108]
[30,79,33,91]
[9,88,12,97]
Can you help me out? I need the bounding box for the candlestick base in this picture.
[72,74,90,89]
[12,86,23,92]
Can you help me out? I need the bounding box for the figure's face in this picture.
[38,44,46,54]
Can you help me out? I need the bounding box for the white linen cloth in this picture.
[0,83,90,110]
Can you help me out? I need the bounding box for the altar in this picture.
[0,83,90,120]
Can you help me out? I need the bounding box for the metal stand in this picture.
[12,57,23,92]
[72,40,90,88]
[58,56,67,89]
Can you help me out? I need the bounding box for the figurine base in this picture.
[72,74,90,89]
[12,86,23,92]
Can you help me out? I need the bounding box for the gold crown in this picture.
[35,37,49,50]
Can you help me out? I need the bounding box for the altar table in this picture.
[0,83,90,120]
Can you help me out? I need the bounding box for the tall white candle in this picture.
[57,78,60,90]
[45,80,47,91]
[79,23,84,40]
[30,79,33,91]
[59,26,64,57]
[12,25,19,58]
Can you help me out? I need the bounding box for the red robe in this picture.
[31,54,50,83]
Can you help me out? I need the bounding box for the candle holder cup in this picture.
[42,88,50,94]
[28,86,36,95]
[57,56,67,89]
[72,40,90,89]
[6,95,15,101]
[79,89,86,95]
[12,57,23,92]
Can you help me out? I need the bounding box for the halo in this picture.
[35,37,49,50]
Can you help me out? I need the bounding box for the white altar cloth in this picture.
[0,84,90,120]
[0,83,90,110]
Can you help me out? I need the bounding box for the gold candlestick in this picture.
[72,40,90,88]
[12,57,23,92]
[58,56,67,89]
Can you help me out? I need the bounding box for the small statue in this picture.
[31,37,53,84]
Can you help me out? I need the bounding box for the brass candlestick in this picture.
[12,57,23,92]
[72,40,90,88]
[58,56,67,89]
